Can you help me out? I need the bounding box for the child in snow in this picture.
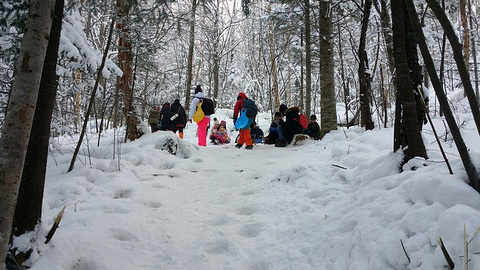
[210,120,230,145]
[233,92,255,150]
[250,121,264,144]
[307,114,321,140]
[263,111,283,144]
[275,106,305,147]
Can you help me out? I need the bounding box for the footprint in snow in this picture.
[235,206,258,216]
[238,223,262,238]
[110,228,139,242]
[204,239,231,254]
[143,200,162,208]
[70,257,103,270]
[113,188,133,199]
[239,190,256,196]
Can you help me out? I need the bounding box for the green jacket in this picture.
[148,109,160,125]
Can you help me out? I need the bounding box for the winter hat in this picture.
[274,111,282,117]
[173,98,180,104]
[310,114,317,120]
[220,120,226,127]
[195,85,202,94]
[285,106,300,115]
[279,104,288,115]
[214,117,219,126]
[157,106,161,111]
[237,92,247,100]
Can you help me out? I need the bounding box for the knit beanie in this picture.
[195,85,202,94]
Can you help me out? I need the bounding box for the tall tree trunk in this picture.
[358,0,374,130]
[425,0,480,137]
[304,0,312,116]
[319,0,337,138]
[0,0,55,267]
[185,0,197,107]
[12,0,64,238]
[374,0,395,78]
[468,0,479,101]
[404,0,479,192]
[268,4,280,109]
[404,5,426,131]
[460,0,470,85]
[338,23,349,127]
[117,0,139,142]
[391,0,427,161]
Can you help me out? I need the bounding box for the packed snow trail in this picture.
[18,116,480,269]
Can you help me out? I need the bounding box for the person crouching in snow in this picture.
[233,92,254,150]
[210,120,230,145]
[263,111,283,144]
[275,106,305,147]
[189,85,211,146]
[250,121,264,144]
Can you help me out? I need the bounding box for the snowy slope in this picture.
[13,111,480,270]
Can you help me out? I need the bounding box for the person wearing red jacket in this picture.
[233,92,254,150]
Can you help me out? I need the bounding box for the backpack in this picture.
[199,98,215,115]
[242,98,258,118]
[298,113,308,129]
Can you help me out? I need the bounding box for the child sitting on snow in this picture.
[250,121,264,144]
[209,120,231,145]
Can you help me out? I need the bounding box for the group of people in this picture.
[150,85,322,149]
[263,104,321,147]
[148,99,187,139]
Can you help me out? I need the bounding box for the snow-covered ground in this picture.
[12,109,480,270]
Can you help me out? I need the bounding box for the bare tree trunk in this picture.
[304,0,312,116]
[268,3,280,110]
[185,0,197,107]
[425,0,480,137]
[319,0,337,138]
[338,23,349,127]
[404,0,479,192]
[468,0,479,101]
[0,0,55,267]
[391,0,427,161]
[117,0,139,142]
[460,0,470,85]
[12,0,64,239]
[358,0,374,130]
[69,18,115,172]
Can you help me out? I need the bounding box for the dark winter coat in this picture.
[170,99,187,129]
[159,103,171,130]
[281,107,304,143]
[250,126,264,140]
[307,122,321,140]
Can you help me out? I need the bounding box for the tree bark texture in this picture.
[391,0,427,161]
[0,0,55,267]
[319,0,337,138]
[304,0,312,117]
[268,4,280,110]
[404,6,426,131]
[404,0,479,192]
[185,0,197,108]
[425,0,480,137]
[358,0,374,130]
[117,0,139,142]
[12,0,64,238]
